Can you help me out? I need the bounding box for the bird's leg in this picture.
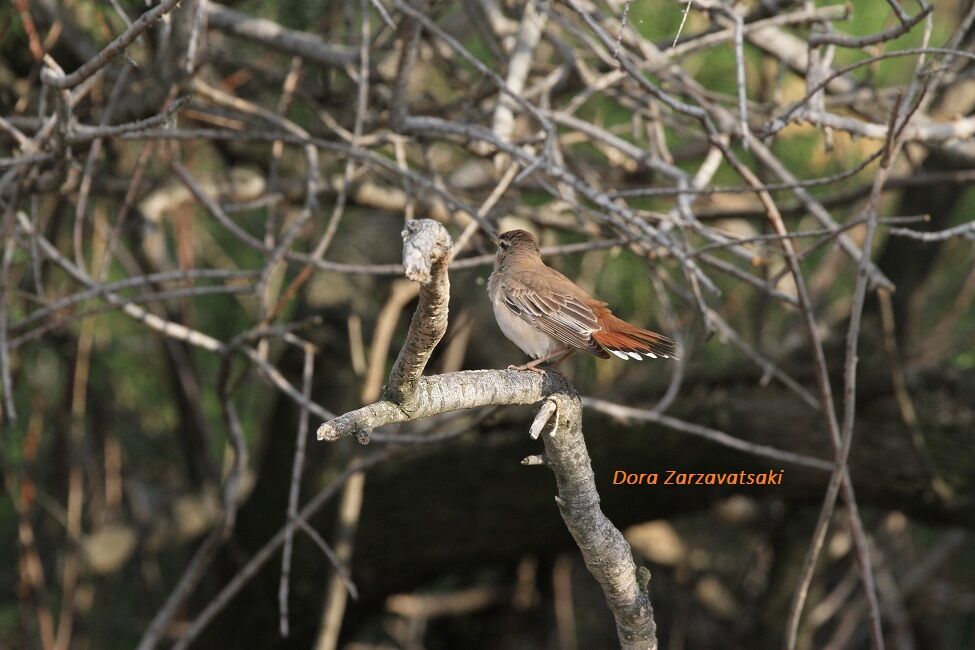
[507,357,549,374]
[508,348,573,374]
[549,349,575,368]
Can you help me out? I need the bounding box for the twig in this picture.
[40,0,182,89]
[809,5,932,47]
[278,343,317,637]
[583,397,831,471]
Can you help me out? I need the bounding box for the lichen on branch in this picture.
[315,219,658,648]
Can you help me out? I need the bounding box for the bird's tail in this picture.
[592,314,679,361]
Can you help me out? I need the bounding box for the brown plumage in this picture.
[488,229,678,371]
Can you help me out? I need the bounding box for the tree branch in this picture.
[204,2,356,67]
[384,219,453,406]
[316,219,658,648]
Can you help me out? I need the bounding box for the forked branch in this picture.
[316,219,657,649]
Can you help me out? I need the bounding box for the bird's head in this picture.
[496,229,540,261]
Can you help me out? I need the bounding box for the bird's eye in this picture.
[499,240,509,249]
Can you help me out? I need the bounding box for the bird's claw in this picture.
[507,363,547,375]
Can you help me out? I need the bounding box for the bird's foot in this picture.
[508,350,574,375]
[507,362,547,375]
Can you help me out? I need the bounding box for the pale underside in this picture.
[492,292,565,359]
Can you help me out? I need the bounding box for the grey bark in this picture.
[384,220,453,407]
[317,219,659,649]
[204,3,357,67]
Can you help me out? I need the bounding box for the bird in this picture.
[488,229,678,372]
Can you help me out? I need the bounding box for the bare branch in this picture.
[384,219,454,406]
[315,221,659,648]
[40,0,182,89]
[204,2,357,67]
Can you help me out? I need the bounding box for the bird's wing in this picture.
[500,274,610,358]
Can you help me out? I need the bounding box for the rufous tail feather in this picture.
[591,314,679,361]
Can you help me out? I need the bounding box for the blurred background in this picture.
[1,0,974,648]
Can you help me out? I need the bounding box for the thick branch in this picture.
[317,368,658,647]
[540,390,658,649]
[384,219,453,406]
[318,370,547,441]
[315,221,658,648]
